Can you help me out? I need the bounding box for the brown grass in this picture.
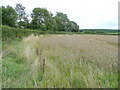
[5,34,118,88]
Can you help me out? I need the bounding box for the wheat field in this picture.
[2,34,118,88]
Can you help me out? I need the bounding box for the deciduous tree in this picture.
[2,6,17,27]
[15,3,29,28]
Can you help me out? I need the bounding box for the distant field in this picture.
[105,32,120,35]
[2,34,118,88]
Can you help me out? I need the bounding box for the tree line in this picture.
[1,4,79,32]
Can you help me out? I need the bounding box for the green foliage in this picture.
[2,4,80,32]
[53,16,63,31]
[68,21,79,32]
[54,12,69,31]
[1,25,119,43]
[1,25,45,41]
[54,12,79,32]
[30,9,80,32]
[31,8,56,31]
[2,6,17,27]
[15,3,29,28]
[80,29,119,35]
[1,25,76,41]
[0,7,2,25]
[17,21,28,29]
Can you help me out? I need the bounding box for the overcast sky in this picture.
[1,0,119,29]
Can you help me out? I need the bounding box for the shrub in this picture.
[1,25,44,41]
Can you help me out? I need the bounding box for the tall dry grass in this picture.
[4,34,118,88]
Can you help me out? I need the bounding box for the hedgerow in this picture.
[1,25,79,41]
[1,25,46,41]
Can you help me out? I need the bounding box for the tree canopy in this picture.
[15,3,29,28]
[1,4,80,32]
[2,6,17,27]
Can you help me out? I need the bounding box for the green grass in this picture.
[105,32,120,35]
